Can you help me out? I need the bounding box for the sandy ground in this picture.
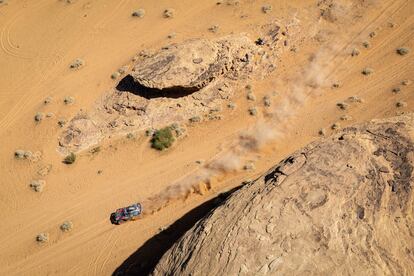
[0,0,412,275]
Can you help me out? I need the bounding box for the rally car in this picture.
[110,203,142,225]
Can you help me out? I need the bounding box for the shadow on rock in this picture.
[112,185,243,276]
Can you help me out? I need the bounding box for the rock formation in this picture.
[58,31,285,154]
[153,114,414,275]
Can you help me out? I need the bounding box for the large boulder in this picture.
[130,35,258,91]
[153,114,414,275]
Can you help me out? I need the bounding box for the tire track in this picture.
[94,0,127,30]
[0,0,50,59]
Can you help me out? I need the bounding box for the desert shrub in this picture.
[336,102,348,110]
[362,67,373,75]
[30,180,45,192]
[248,107,257,116]
[60,221,73,232]
[262,5,272,13]
[332,82,340,89]
[90,147,100,154]
[401,80,411,86]
[396,101,407,108]
[69,58,84,69]
[243,162,255,171]
[132,9,145,18]
[369,31,377,38]
[14,150,26,159]
[227,102,236,109]
[167,32,176,39]
[263,96,271,107]
[208,25,219,33]
[151,127,175,150]
[396,47,409,56]
[163,8,175,18]
[34,112,44,122]
[331,122,341,130]
[36,233,49,243]
[318,128,326,136]
[351,48,360,56]
[111,72,121,79]
[362,41,370,48]
[58,119,67,127]
[189,116,201,123]
[246,92,256,101]
[348,96,363,103]
[392,87,401,93]
[43,97,52,105]
[63,152,76,164]
[63,96,75,105]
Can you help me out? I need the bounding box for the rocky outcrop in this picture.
[153,114,414,275]
[59,31,285,154]
[131,36,256,91]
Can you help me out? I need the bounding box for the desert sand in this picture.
[0,0,412,275]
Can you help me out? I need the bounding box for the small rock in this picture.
[318,128,326,136]
[401,80,411,86]
[227,102,236,109]
[117,66,128,75]
[193,58,203,64]
[145,128,155,136]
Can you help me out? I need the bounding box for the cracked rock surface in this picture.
[153,114,414,276]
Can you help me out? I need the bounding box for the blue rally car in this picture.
[110,203,143,225]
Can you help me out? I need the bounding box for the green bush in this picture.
[63,152,76,164]
[151,127,175,150]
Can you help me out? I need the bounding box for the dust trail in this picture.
[141,1,374,214]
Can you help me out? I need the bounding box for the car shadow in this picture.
[112,185,243,276]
